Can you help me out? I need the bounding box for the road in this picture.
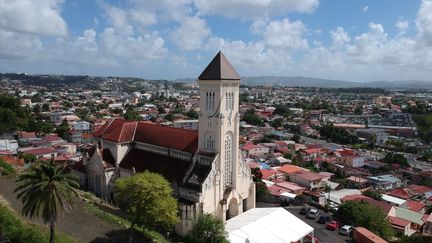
[285,207,354,243]
[284,132,343,150]
[405,153,432,171]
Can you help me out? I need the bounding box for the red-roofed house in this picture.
[24,147,57,159]
[286,170,329,190]
[407,200,425,213]
[300,148,327,161]
[388,216,411,236]
[241,144,269,157]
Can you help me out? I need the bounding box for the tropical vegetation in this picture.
[14,160,79,243]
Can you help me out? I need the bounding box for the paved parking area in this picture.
[285,207,354,243]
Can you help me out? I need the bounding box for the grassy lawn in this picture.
[0,203,76,243]
[83,202,168,243]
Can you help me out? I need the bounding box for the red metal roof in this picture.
[134,122,198,153]
[388,216,410,227]
[93,118,198,153]
[406,200,424,212]
[25,147,56,156]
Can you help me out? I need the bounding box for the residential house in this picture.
[301,148,327,162]
[286,170,328,190]
[367,174,402,190]
[335,149,365,167]
[241,144,269,157]
[22,147,57,159]
[389,207,424,235]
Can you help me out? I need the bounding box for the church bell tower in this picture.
[198,51,241,189]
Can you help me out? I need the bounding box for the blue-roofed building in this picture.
[367,174,402,190]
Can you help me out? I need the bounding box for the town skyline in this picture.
[1,0,432,82]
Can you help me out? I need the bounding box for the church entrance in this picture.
[226,198,239,220]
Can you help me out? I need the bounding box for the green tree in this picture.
[362,189,382,200]
[335,201,394,240]
[382,153,409,167]
[124,107,142,121]
[271,118,284,128]
[186,110,199,119]
[114,171,178,242]
[242,109,264,126]
[14,161,79,243]
[42,103,50,112]
[185,214,228,243]
[55,121,69,140]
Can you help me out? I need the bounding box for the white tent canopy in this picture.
[280,192,297,199]
[226,207,314,243]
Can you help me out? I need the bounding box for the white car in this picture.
[306,208,319,219]
[339,225,353,236]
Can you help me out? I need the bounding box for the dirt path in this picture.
[0,176,125,243]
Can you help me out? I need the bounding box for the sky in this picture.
[0,0,432,82]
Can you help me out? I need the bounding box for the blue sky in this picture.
[0,0,432,82]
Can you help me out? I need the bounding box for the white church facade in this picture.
[85,51,256,235]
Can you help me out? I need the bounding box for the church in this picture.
[85,51,256,235]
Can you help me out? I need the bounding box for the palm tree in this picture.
[14,160,79,243]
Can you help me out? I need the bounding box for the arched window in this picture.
[224,134,233,187]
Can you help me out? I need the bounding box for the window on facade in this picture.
[206,135,214,149]
[226,92,234,111]
[224,134,233,187]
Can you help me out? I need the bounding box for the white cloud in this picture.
[0,0,67,37]
[330,27,350,48]
[395,20,409,35]
[263,18,308,50]
[362,6,369,12]
[0,30,42,59]
[416,0,432,45]
[193,0,319,19]
[172,16,211,50]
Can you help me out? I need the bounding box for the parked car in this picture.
[300,207,311,215]
[306,209,319,219]
[303,234,320,243]
[317,214,331,224]
[326,221,341,231]
[340,225,354,236]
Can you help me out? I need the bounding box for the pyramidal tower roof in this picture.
[198,51,240,81]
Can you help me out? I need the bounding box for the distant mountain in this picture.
[238,76,432,89]
[242,76,357,87]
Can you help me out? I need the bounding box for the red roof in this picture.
[20,131,37,138]
[241,144,264,151]
[354,227,387,243]
[24,147,56,156]
[302,148,321,154]
[341,194,370,202]
[387,188,411,200]
[388,216,410,227]
[278,165,302,174]
[293,170,326,181]
[260,169,277,180]
[267,185,289,196]
[93,118,198,153]
[134,123,198,153]
[103,121,136,143]
[407,200,424,212]
[337,149,356,156]
[408,184,432,194]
